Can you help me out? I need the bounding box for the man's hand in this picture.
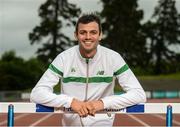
[85,100,104,116]
[70,98,88,117]
[70,99,104,117]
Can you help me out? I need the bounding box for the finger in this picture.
[80,108,87,117]
[79,109,87,117]
[86,104,95,116]
[89,103,96,116]
[89,108,95,116]
[82,106,89,116]
[77,110,83,117]
[80,107,89,117]
[92,109,96,116]
[79,108,85,117]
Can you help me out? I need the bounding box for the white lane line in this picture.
[29,114,53,127]
[127,114,151,127]
[0,114,29,125]
[153,114,180,125]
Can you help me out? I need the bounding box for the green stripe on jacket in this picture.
[63,76,113,83]
[49,64,63,76]
[114,64,129,76]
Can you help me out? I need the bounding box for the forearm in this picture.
[103,67,146,109]
[101,88,146,109]
[30,69,73,108]
[30,86,73,108]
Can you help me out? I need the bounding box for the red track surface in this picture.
[1,99,180,126]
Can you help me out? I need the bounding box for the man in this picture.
[30,13,146,126]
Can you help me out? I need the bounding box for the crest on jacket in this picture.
[96,70,104,75]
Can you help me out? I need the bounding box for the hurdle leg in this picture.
[7,104,14,127]
[166,105,172,127]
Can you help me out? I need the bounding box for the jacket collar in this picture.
[76,45,101,63]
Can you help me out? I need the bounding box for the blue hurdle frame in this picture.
[7,104,173,127]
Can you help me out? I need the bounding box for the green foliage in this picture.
[53,82,61,93]
[0,51,45,91]
[138,72,180,80]
[29,0,81,63]
[143,0,180,74]
[114,79,123,93]
[132,66,154,76]
[100,0,148,68]
[99,0,180,75]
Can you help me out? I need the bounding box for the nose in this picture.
[85,33,91,40]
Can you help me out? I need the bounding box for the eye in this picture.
[79,30,86,35]
[90,30,98,35]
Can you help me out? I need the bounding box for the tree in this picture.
[0,51,45,90]
[29,0,81,63]
[100,0,147,68]
[143,0,180,74]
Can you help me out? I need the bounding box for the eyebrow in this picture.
[79,29,98,32]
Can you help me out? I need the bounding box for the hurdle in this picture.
[0,103,180,127]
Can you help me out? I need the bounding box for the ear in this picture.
[74,32,78,41]
[99,32,102,41]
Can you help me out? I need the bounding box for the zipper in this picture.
[79,59,89,127]
[85,59,89,101]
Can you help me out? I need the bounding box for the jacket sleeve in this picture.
[30,55,73,108]
[101,54,146,109]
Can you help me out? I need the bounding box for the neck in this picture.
[79,49,97,58]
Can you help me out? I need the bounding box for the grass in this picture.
[115,72,180,92]
[138,73,180,80]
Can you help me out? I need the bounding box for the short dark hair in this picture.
[75,13,102,34]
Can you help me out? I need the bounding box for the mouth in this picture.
[84,41,92,44]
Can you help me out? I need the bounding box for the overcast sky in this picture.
[0,0,180,59]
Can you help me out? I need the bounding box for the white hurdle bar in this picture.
[0,102,180,114]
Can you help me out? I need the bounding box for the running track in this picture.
[1,99,180,126]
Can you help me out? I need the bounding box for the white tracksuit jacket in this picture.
[30,45,146,126]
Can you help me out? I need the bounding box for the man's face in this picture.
[75,21,102,57]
